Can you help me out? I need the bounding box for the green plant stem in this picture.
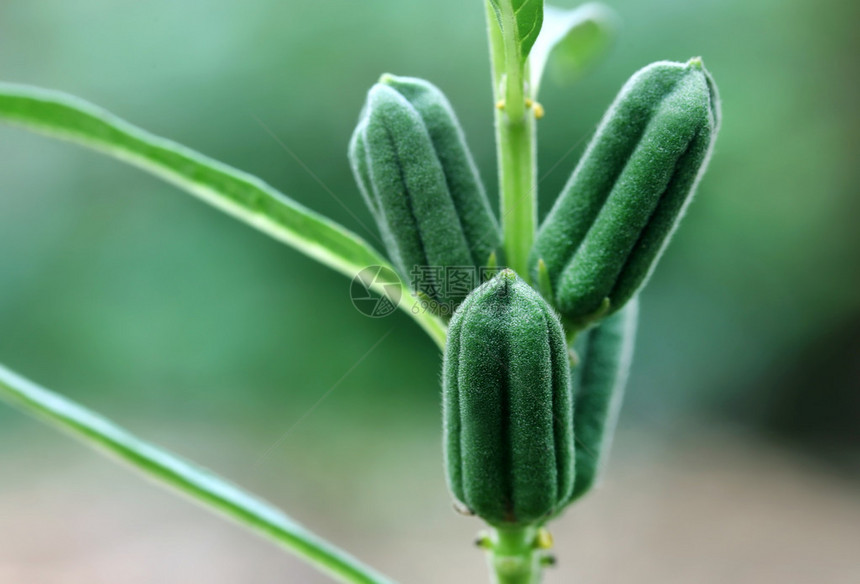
[487,526,543,584]
[486,1,538,280]
[497,4,526,123]
[0,364,397,584]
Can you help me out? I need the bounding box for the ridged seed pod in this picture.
[530,58,720,325]
[349,74,501,313]
[567,298,638,503]
[444,269,574,526]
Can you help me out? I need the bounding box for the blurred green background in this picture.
[1,1,858,582]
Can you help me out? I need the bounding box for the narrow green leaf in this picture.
[0,363,396,584]
[530,3,617,96]
[0,83,447,349]
[489,0,544,65]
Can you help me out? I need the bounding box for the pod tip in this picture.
[498,268,517,281]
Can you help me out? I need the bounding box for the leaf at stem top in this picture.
[489,0,545,65]
[530,3,617,96]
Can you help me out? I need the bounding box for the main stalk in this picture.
[485,1,538,281]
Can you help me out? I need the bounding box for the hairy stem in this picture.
[487,526,544,584]
[486,1,538,280]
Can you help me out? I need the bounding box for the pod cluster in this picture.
[443,270,573,526]
[349,74,501,315]
[349,59,719,526]
[530,58,720,326]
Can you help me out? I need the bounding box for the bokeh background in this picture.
[1,0,858,582]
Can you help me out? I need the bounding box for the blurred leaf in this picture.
[0,363,397,584]
[488,0,544,64]
[530,3,617,96]
[0,83,447,348]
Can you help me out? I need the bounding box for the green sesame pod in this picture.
[380,74,502,267]
[352,83,468,306]
[444,269,574,526]
[530,58,720,325]
[567,297,637,503]
[348,117,380,220]
[348,75,501,313]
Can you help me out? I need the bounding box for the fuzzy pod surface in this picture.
[530,58,720,325]
[567,298,637,503]
[349,74,501,313]
[444,269,574,526]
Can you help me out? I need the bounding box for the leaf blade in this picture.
[0,83,447,348]
[489,0,544,65]
[513,0,545,62]
[0,363,397,584]
[530,3,617,96]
